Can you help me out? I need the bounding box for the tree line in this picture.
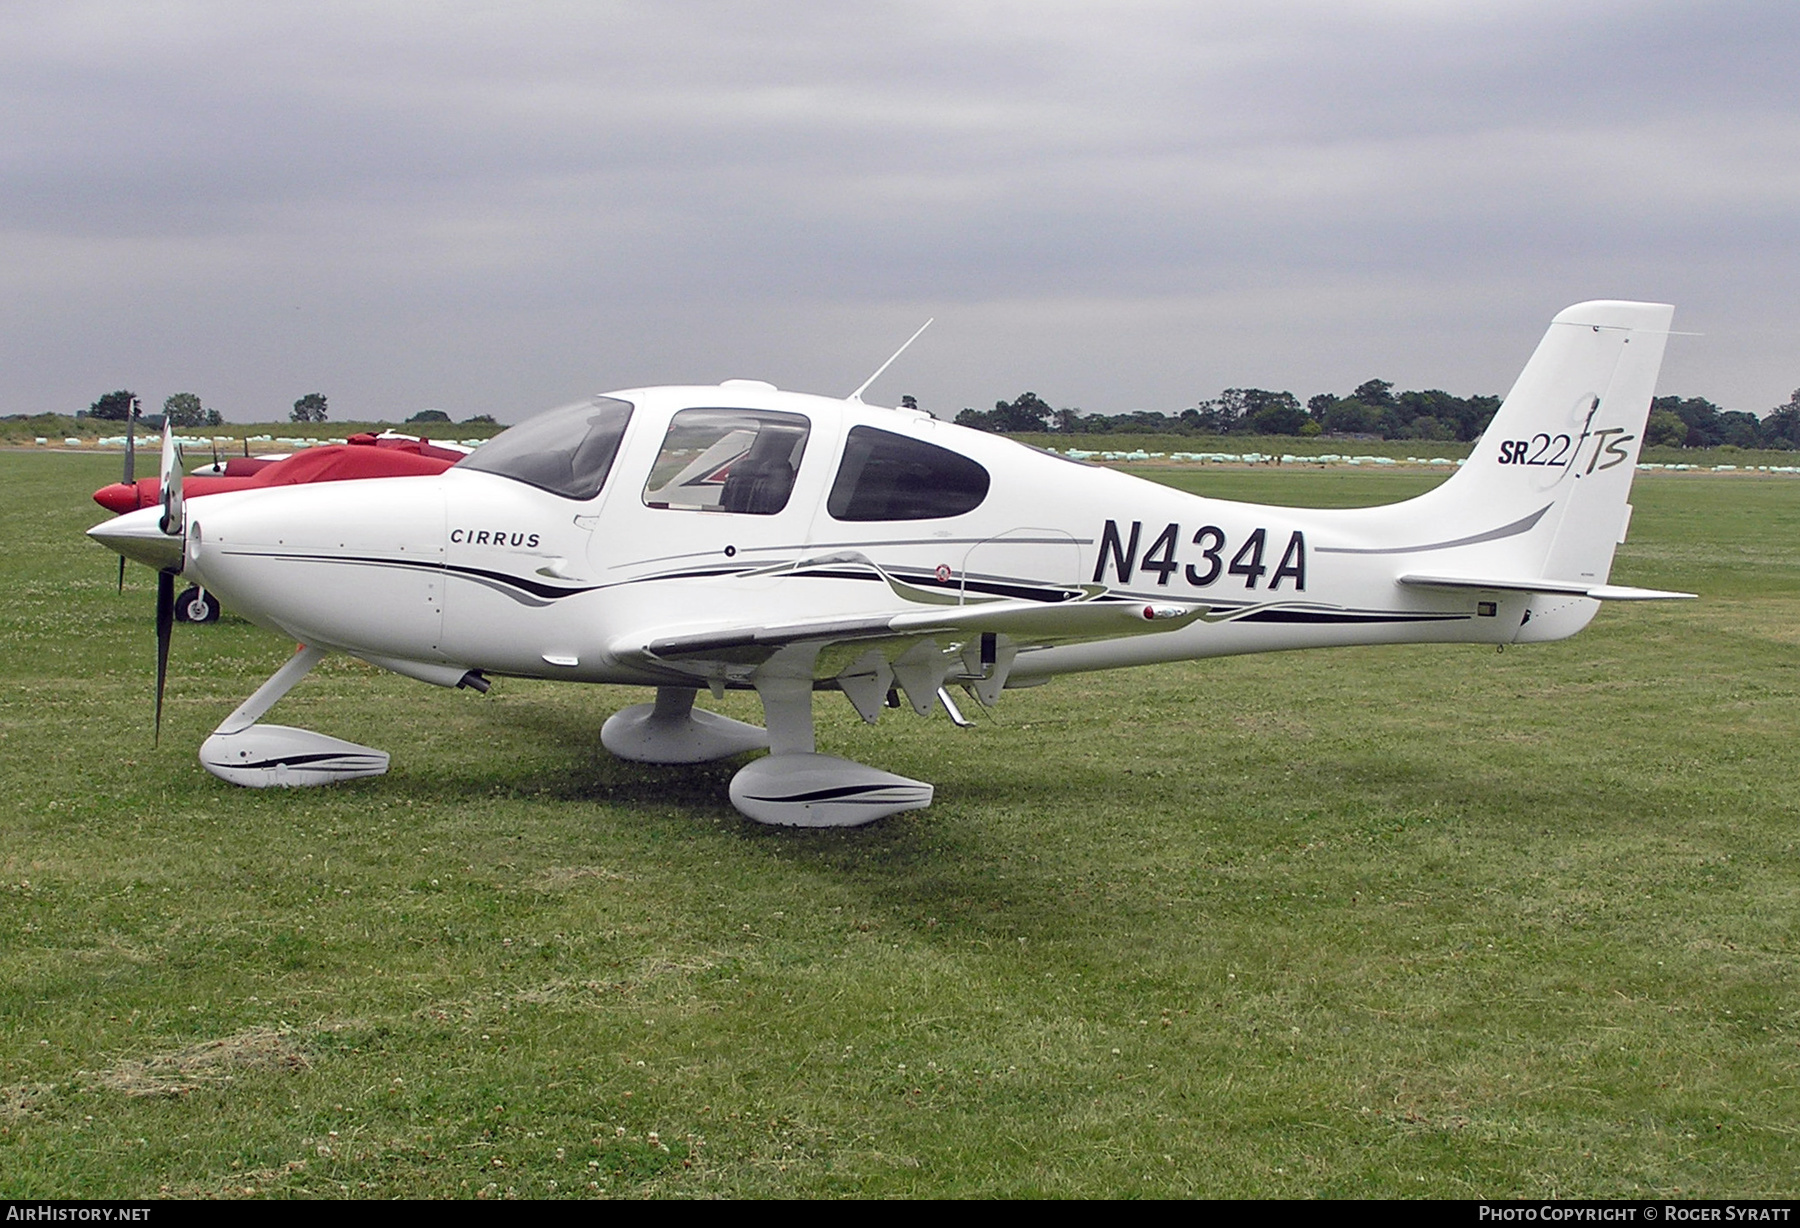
[956,386,1800,449]
[78,381,1800,450]
[85,390,332,426]
[79,391,500,428]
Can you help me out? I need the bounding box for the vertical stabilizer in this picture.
[1408,300,1673,588]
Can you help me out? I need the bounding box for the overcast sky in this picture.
[4,0,1797,423]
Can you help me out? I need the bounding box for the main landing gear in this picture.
[604,674,933,828]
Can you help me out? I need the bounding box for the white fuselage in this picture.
[172,385,1549,693]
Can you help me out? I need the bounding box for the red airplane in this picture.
[93,433,467,514]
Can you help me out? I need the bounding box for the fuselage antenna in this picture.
[848,318,933,404]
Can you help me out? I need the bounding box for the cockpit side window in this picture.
[828,426,990,521]
[642,408,810,515]
[455,396,634,500]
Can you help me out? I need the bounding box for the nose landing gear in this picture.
[173,586,221,624]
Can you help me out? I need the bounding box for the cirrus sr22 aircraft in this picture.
[91,301,1688,827]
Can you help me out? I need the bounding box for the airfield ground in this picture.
[1,453,1795,1198]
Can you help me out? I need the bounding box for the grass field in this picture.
[1,454,1796,1198]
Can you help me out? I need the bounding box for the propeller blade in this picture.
[158,420,183,537]
[154,569,174,747]
[117,398,140,594]
[122,397,138,485]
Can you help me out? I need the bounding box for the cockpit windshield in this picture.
[455,396,634,499]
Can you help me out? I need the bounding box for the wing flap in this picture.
[632,597,1204,667]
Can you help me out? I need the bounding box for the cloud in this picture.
[2,0,1797,418]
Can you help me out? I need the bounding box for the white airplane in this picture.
[91,300,1690,827]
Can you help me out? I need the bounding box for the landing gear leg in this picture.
[199,646,389,786]
[728,672,932,827]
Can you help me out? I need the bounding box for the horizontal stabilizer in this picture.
[1398,573,1695,601]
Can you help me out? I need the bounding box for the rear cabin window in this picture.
[828,426,990,521]
[642,408,810,515]
[456,396,633,500]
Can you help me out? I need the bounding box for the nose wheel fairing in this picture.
[197,646,389,788]
[201,724,389,786]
